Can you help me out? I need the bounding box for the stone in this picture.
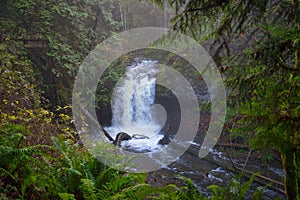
[132,134,150,139]
[113,132,131,146]
[158,134,171,145]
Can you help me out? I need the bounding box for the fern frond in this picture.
[0,145,41,166]
[0,167,16,180]
[80,178,98,200]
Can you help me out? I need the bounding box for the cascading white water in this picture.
[105,59,163,150]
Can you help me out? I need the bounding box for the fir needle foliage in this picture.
[147,0,300,199]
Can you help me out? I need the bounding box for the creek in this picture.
[103,59,286,199]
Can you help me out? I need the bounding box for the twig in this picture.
[73,102,114,142]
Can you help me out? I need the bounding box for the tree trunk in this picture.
[163,1,168,28]
[294,0,300,70]
[282,152,299,200]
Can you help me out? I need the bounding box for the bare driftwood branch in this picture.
[74,102,114,142]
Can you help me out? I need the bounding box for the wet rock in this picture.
[113,132,131,146]
[158,125,171,145]
[132,134,150,139]
[158,133,171,145]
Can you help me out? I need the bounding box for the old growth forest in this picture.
[0,0,299,199]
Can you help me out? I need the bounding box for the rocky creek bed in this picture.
[145,113,286,199]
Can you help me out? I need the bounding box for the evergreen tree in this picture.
[147,0,300,199]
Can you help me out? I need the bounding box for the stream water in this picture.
[105,59,163,152]
[104,59,286,199]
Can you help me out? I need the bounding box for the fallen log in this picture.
[222,166,285,195]
[218,143,249,150]
[113,132,131,146]
[237,167,284,186]
[182,146,286,195]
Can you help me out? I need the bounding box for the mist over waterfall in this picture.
[105,59,163,150]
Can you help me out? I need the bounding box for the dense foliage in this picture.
[0,0,121,105]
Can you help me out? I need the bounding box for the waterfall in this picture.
[109,60,161,140]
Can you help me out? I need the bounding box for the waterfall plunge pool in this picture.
[104,59,166,153]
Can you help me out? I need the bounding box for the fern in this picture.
[51,137,74,170]
[80,179,98,200]
[51,136,83,193]
[81,160,96,183]
[208,173,263,200]
[207,184,225,200]
[0,124,43,168]
[175,175,206,200]
[0,145,41,166]
[58,193,76,200]
[111,183,155,200]
[0,167,16,180]
[0,123,53,199]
